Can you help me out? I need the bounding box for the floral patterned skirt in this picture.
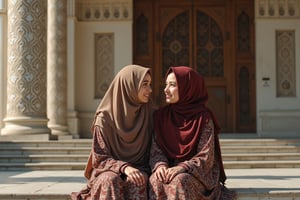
[148,172,236,200]
[71,171,147,200]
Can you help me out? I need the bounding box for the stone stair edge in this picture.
[0,191,299,200]
[1,160,300,167]
[1,152,300,157]
[0,154,89,158]
[1,138,300,149]
[0,146,91,149]
[0,162,86,166]
[1,145,298,148]
[0,194,71,200]
[0,138,299,142]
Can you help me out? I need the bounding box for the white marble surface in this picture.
[0,168,299,199]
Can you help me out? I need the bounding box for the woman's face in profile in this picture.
[137,73,152,103]
[164,72,179,104]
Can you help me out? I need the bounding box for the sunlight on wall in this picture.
[0,0,5,129]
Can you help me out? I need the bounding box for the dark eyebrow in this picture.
[166,81,176,84]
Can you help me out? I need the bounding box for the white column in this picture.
[1,0,50,138]
[47,0,69,137]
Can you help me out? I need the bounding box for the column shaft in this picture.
[47,0,69,136]
[1,0,50,137]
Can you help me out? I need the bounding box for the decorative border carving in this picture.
[94,33,114,99]
[276,30,296,97]
[256,0,300,18]
[77,0,132,21]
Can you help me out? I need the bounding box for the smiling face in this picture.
[137,73,152,103]
[164,72,179,104]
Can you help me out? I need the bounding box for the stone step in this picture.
[0,147,91,155]
[0,154,89,163]
[1,152,300,164]
[0,162,84,170]
[0,139,92,147]
[223,152,300,161]
[1,139,299,154]
[1,138,300,147]
[1,159,300,170]
[0,138,300,146]
[221,145,300,153]
[1,146,299,157]
[0,194,70,200]
[0,138,300,170]
[220,138,300,146]
[224,160,300,169]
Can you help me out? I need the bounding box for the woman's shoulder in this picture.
[94,111,114,126]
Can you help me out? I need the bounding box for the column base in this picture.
[48,124,74,140]
[48,124,69,135]
[1,116,51,140]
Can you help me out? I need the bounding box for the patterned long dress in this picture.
[71,126,148,200]
[148,120,236,200]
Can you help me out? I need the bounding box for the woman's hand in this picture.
[154,165,185,183]
[154,166,168,183]
[164,166,186,183]
[124,166,148,186]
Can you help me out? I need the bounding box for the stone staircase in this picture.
[0,137,300,200]
[0,138,300,170]
[0,139,91,170]
[220,138,300,169]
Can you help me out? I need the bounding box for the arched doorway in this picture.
[133,0,256,133]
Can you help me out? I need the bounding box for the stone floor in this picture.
[0,168,300,199]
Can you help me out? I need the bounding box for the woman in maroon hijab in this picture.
[149,66,236,200]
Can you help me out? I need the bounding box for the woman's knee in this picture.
[149,173,159,185]
[172,173,193,185]
[95,171,122,185]
[173,173,205,193]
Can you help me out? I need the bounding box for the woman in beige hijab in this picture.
[71,65,153,200]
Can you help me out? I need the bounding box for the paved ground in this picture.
[0,168,300,199]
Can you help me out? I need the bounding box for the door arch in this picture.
[154,5,233,132]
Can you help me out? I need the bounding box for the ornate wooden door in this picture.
[133,0,256,133]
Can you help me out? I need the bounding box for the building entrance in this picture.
[133,0,256,132]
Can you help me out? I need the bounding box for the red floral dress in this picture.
[149,120,236,200]
[71,126,148,200]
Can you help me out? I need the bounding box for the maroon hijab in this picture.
[154,66,226,183]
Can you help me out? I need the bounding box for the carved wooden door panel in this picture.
[133,0,256,133]
[153,5,233,132]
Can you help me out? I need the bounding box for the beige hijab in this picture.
[85,65,153,178]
